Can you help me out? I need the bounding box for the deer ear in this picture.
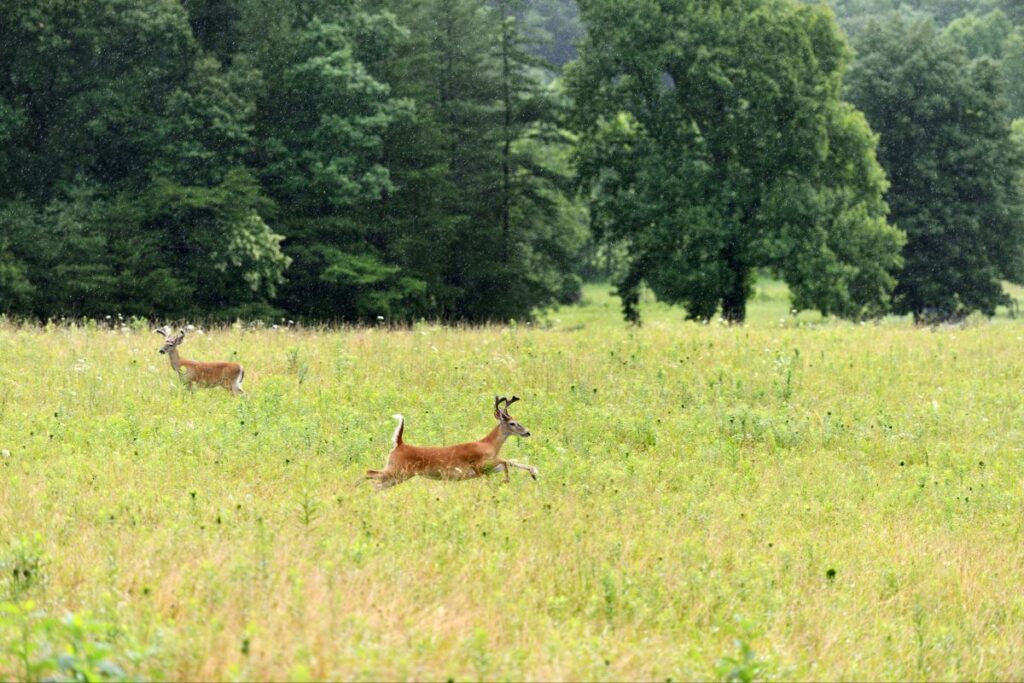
[176,330,185,342]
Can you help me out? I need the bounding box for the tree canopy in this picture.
[0,0,585,322]
[2,0,1023,325]
[567,0,904,323]
[846,16,1024,320]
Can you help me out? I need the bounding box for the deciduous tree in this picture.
[568,0,902,323]
[847,17,1024,320]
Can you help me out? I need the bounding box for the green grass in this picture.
[2,284,1024,680]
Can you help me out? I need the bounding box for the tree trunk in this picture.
[721,250,750,324]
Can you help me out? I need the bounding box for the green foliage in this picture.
[0,245,33,314]
[0,0,196,198]
[0,0,292,320]
[134,169,291,319]
[356,0,586,322]
[847,16,1024,319]
[1003,31,1024,118]
[0,601,151,682]
[568,0,901,323]
[0,0,582,322]
[828,0,1011,35]
[944,9,1012,58]
[500,0,582,69]
[155,54,260,186]
[715,641,771,683]
[1,188,118,318]
[0,536,46,600]
[942,10,1024,121]
[5,0,1023,325]
[768,102,906,319]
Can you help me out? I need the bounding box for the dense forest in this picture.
[1,0,1023,323]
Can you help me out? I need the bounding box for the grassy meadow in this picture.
[2,283,1024,681]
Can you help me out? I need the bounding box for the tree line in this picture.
[0,0,586,323]
[1,0,1023,324]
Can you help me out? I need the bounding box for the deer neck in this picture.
[166,347,184,374]
[482,424,510,454]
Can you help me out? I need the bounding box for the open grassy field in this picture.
[2,283,1024,681]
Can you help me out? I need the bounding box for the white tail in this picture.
[367,396,538,489]
[154,327,246,396]
[391,414,404,448]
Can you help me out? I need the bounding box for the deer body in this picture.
[367,397,538,488]
[156,328,245,395]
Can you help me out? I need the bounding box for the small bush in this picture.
[0,600,154,682]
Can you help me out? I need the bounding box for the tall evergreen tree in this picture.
[235,1,412,320]
[359,0,585,322]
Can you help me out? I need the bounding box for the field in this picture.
[2,283,1024,681]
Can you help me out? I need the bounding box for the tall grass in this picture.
[1,285,1023,680]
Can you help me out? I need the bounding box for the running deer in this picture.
[154,327,246,396]
[366,396,538,488]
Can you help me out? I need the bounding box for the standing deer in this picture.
[366,396,538,489]
[154,326,246,396]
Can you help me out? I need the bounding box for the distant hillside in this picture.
[495,1,1022,69]
[828,0,1021,35]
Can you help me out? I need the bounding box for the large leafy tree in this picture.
[568,0,903,323]
[847,17,1024,320]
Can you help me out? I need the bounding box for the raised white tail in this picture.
[391,414,404,448]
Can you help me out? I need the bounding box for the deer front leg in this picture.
[503,460,539,480]
[494,461,511,483]
[494,460,534,482]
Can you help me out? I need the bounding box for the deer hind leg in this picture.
[374,474,412,490]
[366,468,412,490]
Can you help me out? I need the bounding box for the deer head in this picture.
[154,327,186,355]
[494,395,530,437]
